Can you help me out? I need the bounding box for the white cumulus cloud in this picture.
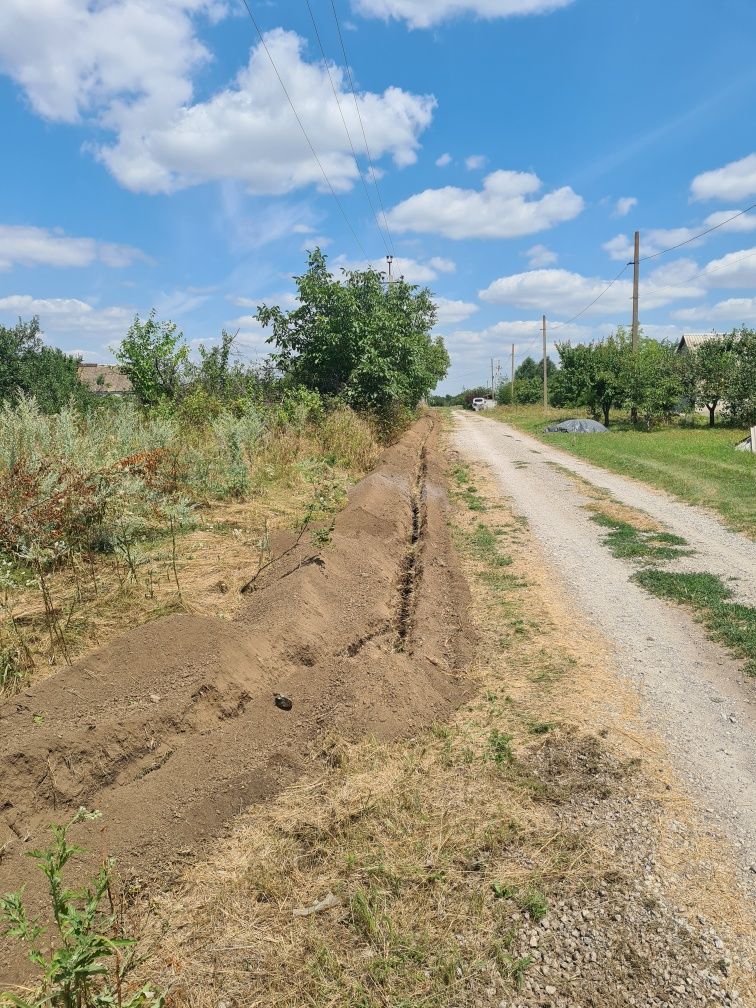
[434,297,479,324]
[525,244,558,267]
[0,7,435,196]
[0,224,146,270]
[385,170,584,240]
[436,153,452,167]
[465,154,487,170]
[0,294,136,343]
[352,0,575,29]
[613,197,637,218]
[479,266,703,315]
[691,153,756,202]
[673,298,756,324]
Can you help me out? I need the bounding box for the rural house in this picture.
[77,363,132,396]
[676,332,726,353]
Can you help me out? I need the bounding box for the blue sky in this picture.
[2,0,756,394]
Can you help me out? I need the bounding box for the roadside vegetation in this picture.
[633,570,756,677]
[0,250,448,693]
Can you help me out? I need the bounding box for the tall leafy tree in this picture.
[726,327,756,427]
[0,317,85,412]
[115,311,188,406]
[683,337,737,426]
[257,250,449,411]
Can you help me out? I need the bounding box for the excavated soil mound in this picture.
[0,416,473,985]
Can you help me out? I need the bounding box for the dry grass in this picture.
[121,435,754,1006]
[0,418,382,690]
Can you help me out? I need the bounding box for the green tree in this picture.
[688,337,737,426]
[115,311,188,407]
[256,250,449,412]
[621,336,682,427]
[0,317,86,413]
[727,327,756,427]
[553,334,626,425]
[514,356,556,382]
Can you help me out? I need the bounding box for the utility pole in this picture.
[386,255,394,284]
[491,358,495,400]
[542,314,548,411]
[511,344,515,406]
[631,231,640,352]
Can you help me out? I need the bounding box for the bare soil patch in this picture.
[0,416,474,987]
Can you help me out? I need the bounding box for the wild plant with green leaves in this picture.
[0,809,162,1008]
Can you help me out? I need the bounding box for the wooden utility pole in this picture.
[511,344,515,406]
[491,357,495,400]
[631,231,640,351]
[542,314,548,411]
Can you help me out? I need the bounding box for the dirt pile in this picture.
[0,416,473,986]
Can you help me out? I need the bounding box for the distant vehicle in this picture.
[471,397,487,411]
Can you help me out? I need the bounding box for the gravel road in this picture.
[453,412,755,888]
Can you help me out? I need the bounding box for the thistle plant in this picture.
[0,809,163,1008]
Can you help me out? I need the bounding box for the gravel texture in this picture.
[453,413,756,893]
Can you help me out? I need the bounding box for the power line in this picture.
[330,0,397,255]
[634,203,756,263]
[304,0,391,256]
[238,0,370,261]
[551,263,632,329]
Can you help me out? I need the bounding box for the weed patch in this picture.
[632,570,756,675]
[590,513,692,564]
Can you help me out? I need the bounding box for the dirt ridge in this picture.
[0,416,474,987]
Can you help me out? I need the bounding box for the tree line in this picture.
[439,327,755,429]
[0,250,449,431]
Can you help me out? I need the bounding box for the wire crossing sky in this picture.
[1,0,756,392]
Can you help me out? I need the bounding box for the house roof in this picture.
[77,363,132,394]
[676,332,726,352]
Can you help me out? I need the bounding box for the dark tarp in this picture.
[545,418,609,434]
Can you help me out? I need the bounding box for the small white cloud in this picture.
[603,227,704,262]
[699,246,756,288]
[0,294,136,342]
[702,210,756,233]
[292,223,315,234]
[465,154,487,171]
[673,296,756,323]
[386,169,584,240]
[301,235,332,251]
[428,256,456,273]
[435,153,452,167]
[613,196,637,218]
[352,0,576,30]
[691,153,756,202]
[434,297,478,324]
[334,254,454,283]
[525,244,557,267]
[0,224,146,270]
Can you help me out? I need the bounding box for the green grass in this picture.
[632,570,756,676]
[590,513,693,564]
[486,406,756,538]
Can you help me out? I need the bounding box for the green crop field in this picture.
[486,406,756,539]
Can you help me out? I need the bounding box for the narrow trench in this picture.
[394,442,428,651]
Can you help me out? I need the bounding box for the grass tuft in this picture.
[590,513,692,564]
[633,570,756,676]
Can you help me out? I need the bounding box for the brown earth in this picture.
[0,416,474,987]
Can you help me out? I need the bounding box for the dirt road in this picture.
[453,412,756,888]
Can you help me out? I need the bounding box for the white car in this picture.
[471,397,487,411]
